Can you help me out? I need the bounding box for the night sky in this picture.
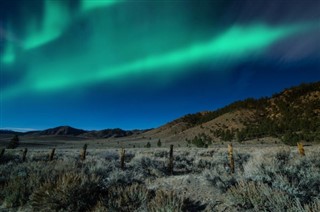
[1,0,320,131]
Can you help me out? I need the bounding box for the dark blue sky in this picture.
[1,0,320,131]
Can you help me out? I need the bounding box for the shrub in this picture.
[275,148,291,165]
[243,149,320,206]
[1,176,30,207]
[31,172,102,211]
[129,156,166,178]
[204,169,237,193]
[147,190,185,212]
[281,132,300,146]
[91,201,108,212]
[227,181,320,211]
[7,135,19,149]
[226,181,291,211]
[190,134,212,147]
[154,150,168,158]
[0,152,19,164]
[102,183,149,211]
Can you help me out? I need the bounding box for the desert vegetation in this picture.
[0,144,319,211]
[175,82,320,145]
[7,135,20,149]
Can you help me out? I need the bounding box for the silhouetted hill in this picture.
[35,126,86,136]
[7,126,150,139]
[0,130,23,135]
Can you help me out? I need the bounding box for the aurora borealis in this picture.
[1,0,320,130]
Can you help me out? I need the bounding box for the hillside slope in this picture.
[143,81,320,145]
[2,82,319,146]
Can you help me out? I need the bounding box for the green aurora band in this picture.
[23,0,121,50]
[3,23,309,99]
[23,0,70,50]
[81,0,120,12]
[0,0,122,54]
[1,41,15,64]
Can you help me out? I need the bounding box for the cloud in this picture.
[266,27,320,61]
[0,127,38,132]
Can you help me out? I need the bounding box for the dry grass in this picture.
[31,172,101,211]
[147,190,185,212]
[0,145,319,211]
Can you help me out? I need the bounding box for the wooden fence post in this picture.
[0,148,5,159]
[49,148,55,161]
[228,144,235,174]
[297,142,305,156]
[80,144,87,161]
[120,148,125,170]
[22,148,28,162]
[168,145,174,175]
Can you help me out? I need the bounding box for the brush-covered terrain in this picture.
[0,82,319,211]
[0,145,320,211]
[144,81,320,146]
[1,81,319,148]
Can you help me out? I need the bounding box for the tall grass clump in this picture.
[101,183,149,211]
[31,172,102,211]
[147,190,185,212]
[227,147,320,210]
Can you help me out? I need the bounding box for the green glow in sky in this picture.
[23,0,70,49]
[31,24,301,91]
[81,0,120,12]
[21,0,122,50]
[1,0,319,130]
[1,41,15,64]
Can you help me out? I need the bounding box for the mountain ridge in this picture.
[2,81,319,144]
[0,126,150,139]
[142,81,320,145]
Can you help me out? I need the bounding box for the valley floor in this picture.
[0,145,320,211]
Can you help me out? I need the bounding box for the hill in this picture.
[143,81,320,146]
[34,126,86,136]
[2,81,319,146]
[0,126,148,140]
